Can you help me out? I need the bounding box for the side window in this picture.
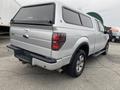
[62,7,82,26]
[80,14,93,28]
[97,20,105,32]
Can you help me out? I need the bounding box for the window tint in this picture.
[63,7,82,26]
[13,3,55,25]
[80,14,93,28]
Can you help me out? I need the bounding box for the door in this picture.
[94,20,107,52]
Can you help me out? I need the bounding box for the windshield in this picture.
[12,3,55,25]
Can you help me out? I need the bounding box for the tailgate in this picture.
[10,3,55,57]
[10,25,53,57]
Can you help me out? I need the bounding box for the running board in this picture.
[93,50,105,57]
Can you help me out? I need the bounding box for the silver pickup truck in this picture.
[8,0,109,77]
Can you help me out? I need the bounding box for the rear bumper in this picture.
[7,45,70,70]
[32,56,70,70]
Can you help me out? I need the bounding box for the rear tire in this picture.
[64,50,86,77]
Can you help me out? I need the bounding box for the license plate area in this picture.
[15,49,32,64]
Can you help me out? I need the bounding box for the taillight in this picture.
[52,33,66,50]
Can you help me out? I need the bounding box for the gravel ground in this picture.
[0,36,120,90]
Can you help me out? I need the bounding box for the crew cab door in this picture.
[94,20,108,52]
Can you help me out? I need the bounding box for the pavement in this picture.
[0,36,120,90]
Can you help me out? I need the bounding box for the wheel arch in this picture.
[70,42,89,63]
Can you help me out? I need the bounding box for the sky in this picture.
[59,0,120,27]
[17,0,120,27]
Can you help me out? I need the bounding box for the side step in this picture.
[93,50,105,57]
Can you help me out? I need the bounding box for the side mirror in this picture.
[104,30,109,34]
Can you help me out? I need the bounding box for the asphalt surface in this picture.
[0,36,120,90]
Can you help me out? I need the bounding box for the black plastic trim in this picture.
[70,42,89,63]
[7,45,57,63]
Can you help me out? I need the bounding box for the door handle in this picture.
[23,34,29,39]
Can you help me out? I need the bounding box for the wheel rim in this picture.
[76,55,85,73]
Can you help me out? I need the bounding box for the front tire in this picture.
[102,42,109,55]
[64,50,86,77]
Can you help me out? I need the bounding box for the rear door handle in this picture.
[23,34,29,39]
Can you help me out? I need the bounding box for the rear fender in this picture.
[72,37,89,54]
[70,37,89,63]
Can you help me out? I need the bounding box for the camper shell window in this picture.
[12,3,55,25]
